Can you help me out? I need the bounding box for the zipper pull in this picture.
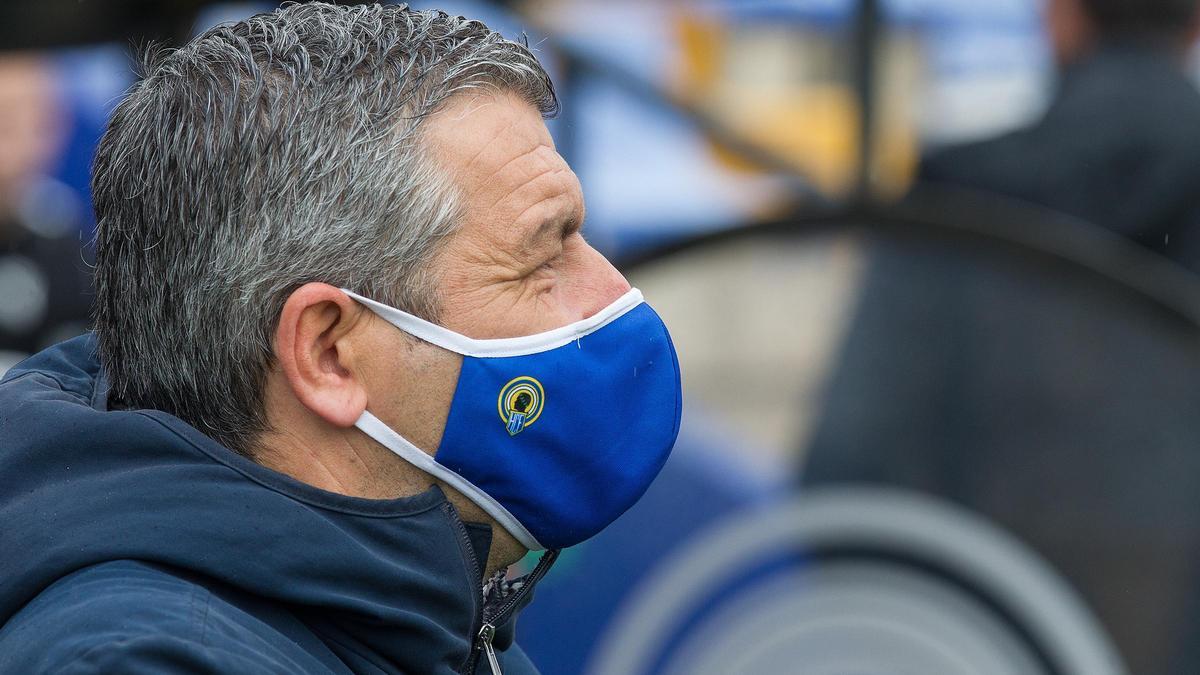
[478,623,503,675]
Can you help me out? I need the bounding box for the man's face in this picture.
[422,91,631,339]
[344,90,631,467]
[346,92,632,559]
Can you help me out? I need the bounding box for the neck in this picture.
[256,362,528,575]
[434,480,529,576]
[256,405,526,576]
[257,428,526,576]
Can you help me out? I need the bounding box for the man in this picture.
[0,4,682,673]
[921,0,1200,271]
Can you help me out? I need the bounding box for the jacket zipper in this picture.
[445,503,485,675]
[472,549,561,675]
[477,623,503,675]
[445,501,562,675]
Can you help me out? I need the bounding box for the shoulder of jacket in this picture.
[0,561,320,674]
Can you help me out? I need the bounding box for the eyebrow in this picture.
[525,207,583,250]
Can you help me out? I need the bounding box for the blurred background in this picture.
[5,0,1200,673]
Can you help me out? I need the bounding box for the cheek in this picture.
[365,337,465,452]
[436,238,630,338]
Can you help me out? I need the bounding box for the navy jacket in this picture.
[0,335,541,673]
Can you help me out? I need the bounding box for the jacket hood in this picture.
[0,335,511,672]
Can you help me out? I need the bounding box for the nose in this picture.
[570,240,632,321]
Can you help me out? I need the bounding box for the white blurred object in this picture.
[628,233,866,474]
[0,255,49,336]
[588,489,1127,675]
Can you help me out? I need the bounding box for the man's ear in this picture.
[274,282,370,428]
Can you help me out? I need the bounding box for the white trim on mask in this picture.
[354,410,545,551]
[342,288,644,358]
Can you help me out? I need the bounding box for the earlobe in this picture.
[275,283,369,428]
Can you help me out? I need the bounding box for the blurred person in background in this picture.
[0,3,680,673]
[0,53,91,373]
[920,0,1200,271]
[807,6,1200,673]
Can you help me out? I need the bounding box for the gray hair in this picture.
[92,2,558,458]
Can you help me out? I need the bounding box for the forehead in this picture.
[424,92,555,178]
[423,91,580,227]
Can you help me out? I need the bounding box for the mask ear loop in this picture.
[341,288,645,358]
[354,410,545,552]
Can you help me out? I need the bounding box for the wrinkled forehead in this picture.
[422,90,583,241]
[424,92,571,193]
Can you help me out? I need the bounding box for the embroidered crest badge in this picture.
[498,376,545,436]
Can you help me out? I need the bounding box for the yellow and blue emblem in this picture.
[498,376,545,436]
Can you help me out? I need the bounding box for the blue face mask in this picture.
[344,288,682,551]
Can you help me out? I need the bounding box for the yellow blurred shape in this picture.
[674,10,919,198]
